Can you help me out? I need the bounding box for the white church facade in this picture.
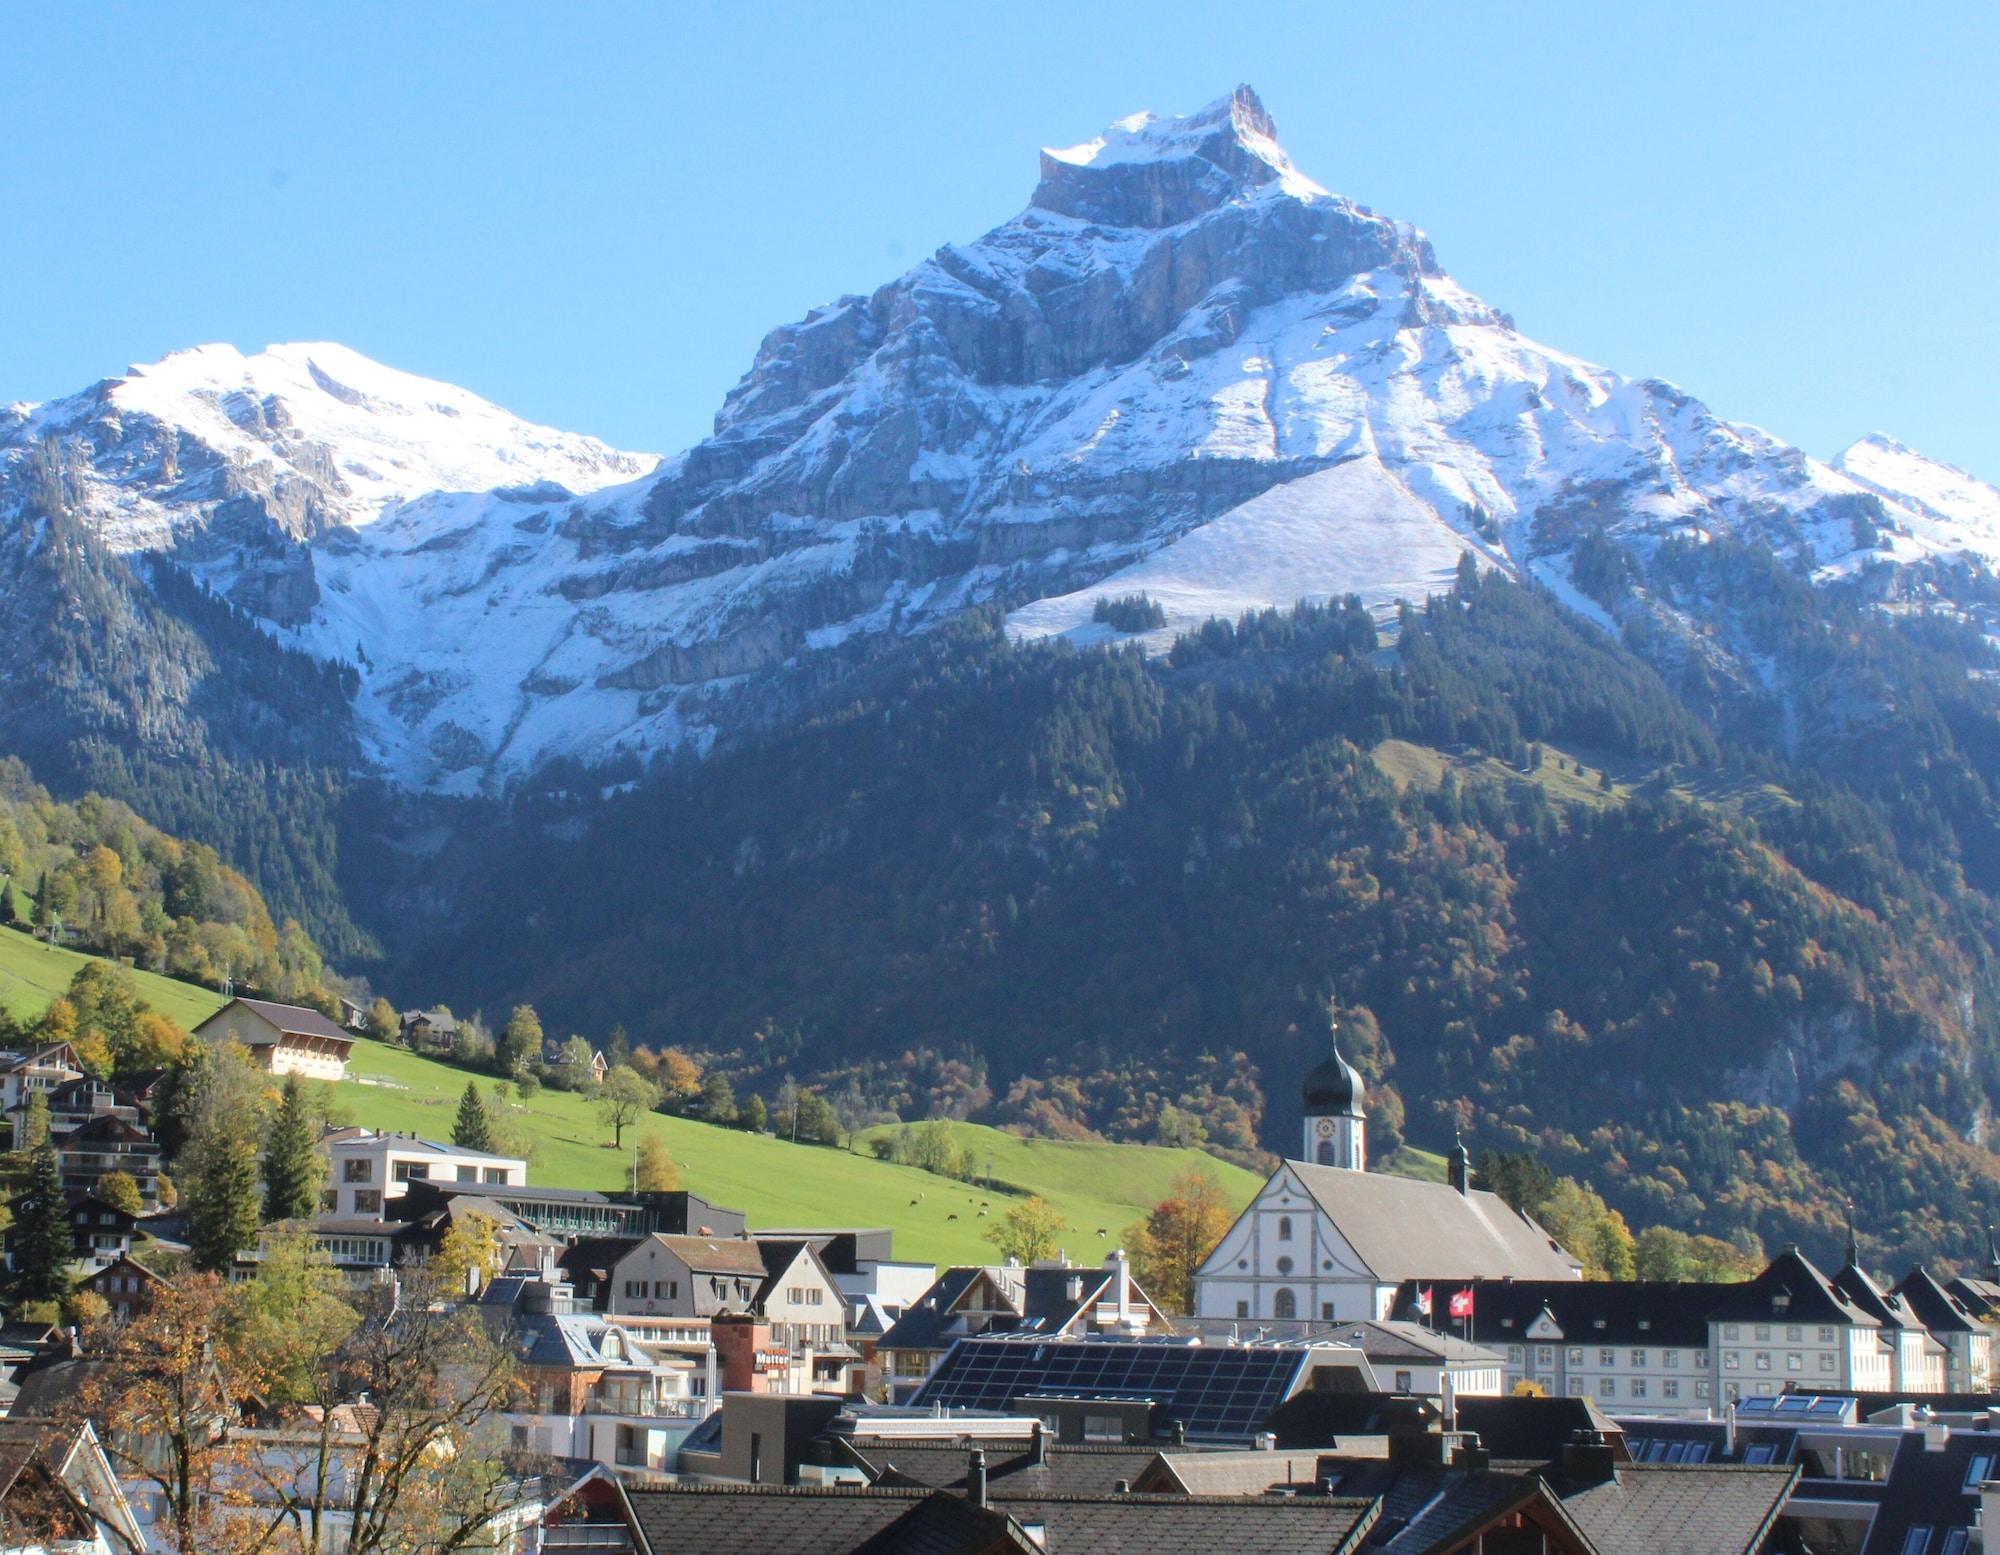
[1193,1041,1582,1324]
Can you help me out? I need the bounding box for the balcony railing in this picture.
[539,1527,633,1550]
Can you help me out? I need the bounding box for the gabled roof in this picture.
[846,1489,1038,1555]
[1857,1428,2000,1555]
[1831,1261,1910,1329]
[838,1438,1160,1498]
[624,1484,1378,1555]
[1555,1462,1798,1555]
[203,998,351,1045]
[879,1268,1024,1354]
[1705,1248,1877,1328]
[1322,1319,1501,1365]
[637,1233,768,1277]
[1284,1162,1582,1283]
[56,1113,156,1148]
[1892,1265,1984,1334]
[1393,1277,1731,1350]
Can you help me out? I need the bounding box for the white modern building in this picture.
[321,1128,526,1219]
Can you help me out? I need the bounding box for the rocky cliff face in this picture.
[4,88,1999,796]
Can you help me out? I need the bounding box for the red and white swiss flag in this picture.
[1448,1287,1475,1320]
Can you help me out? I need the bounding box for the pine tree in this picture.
[12,1146,75,1303]
[0,878,18,926]
[31,870,51,930]
[261,1075,321,1222]
[188,1133,263,1273]
[15,1090,51,1154]
[452,1081,493,1153]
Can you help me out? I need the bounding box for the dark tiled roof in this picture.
[1318,1460,1550,1553]
[1555,1463,1798,1555]
[625,1485,1378,1555]
[1456,1397,1627,1467]
[1390,1277,1724,1349]
[879,1269,1016,1354]
[1704,1249,1876,1328]
[1264,1391,1428,1447]
[847,1490,1037,1555]
[221,998,352,1044]
[1831,1261,1911,1329]
[842,1439,1160,1498]
[1857,1429,2000,1555]
[1893,1266,1984,1334]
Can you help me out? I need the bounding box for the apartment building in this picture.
[321,1129,526,1219]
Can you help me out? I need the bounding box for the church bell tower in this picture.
[1301,1026,1366,1170]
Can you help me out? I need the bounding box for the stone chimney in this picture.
[1562,1429,1618,1487]
[967,1449,988,1509]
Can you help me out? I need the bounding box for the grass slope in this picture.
[1371,738,1793,816]
[0,924,224,1031]
[337,1038,1264,1267]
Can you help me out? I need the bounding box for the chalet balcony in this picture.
[540,1527,633,1551]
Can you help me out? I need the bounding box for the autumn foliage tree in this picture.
[1124,1168,1237,1314]
[983,1196,1068,1265]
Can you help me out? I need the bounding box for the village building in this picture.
[320,1129,527,1219]
[1192,1040,1581,1323]
[193,997,354,1081]
[479,1274,713,1473]
[1316,1319,1507,1399]
[79,1254,164,1322]
[55,1113,161,1205]
[398,1007,459,1053]
[0,1043,85,1127]
[876,1253,1167,1404]
[541,1038,609,1086]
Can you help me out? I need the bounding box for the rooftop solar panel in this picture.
[912,1337,1309,1442]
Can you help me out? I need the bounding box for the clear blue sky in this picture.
[5,3,1996,481]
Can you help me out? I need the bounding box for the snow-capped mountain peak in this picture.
[15,340,656,555]
[1035,85,1328,223]
[1833,432,2000,557]
[7,87,1998,799]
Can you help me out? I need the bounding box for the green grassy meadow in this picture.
[0,923,225,1031]
[338,1037,1264,1266]
[0,927,1283,1268]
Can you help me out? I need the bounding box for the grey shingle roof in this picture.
[220,998,352,1044]
[624,1485,1378,1555]
[1392,1277,1725,1350]
[1557,1463,1798,1555]
[1704,1248,1876,1328]
[1892,1265,1984,1334]
[1856,1428,2000,1555]
[841,1438,1160,1498]
[1286,1163,1581,1283]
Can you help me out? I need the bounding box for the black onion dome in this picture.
[1303,1047,1363,1112]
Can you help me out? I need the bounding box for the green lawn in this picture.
[336,1037,1265,1267]
[0,923,225,1031]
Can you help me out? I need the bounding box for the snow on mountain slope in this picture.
[1834,433,2000,565]
[3,341,655,553]
[8,86,1996,794]
[1009,455,1475,646]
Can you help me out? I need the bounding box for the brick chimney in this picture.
[712,1313,774,1393]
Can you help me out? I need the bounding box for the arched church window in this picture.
[1278,1216,1293,1241]
[1274,1288,1297,1320]
[1316,1141,1335,1165]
